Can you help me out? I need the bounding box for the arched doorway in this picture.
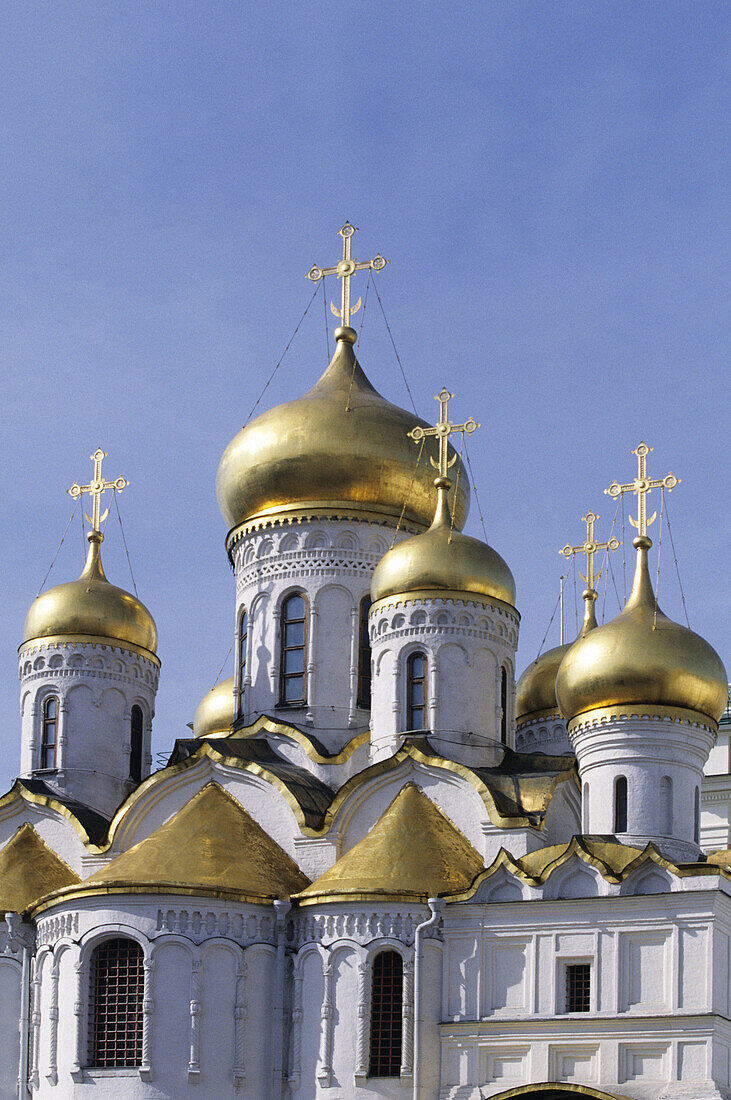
[488,1085,626,1100]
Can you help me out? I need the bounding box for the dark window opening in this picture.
[406,652,427,731]
[369,950,403,1077]
[238,609,248,714]
[280,593,307,705]
[694,786,701,845]
[89,938,144,1068]
[565,963,591,1013]
[357,596,372,709]
[129,706,143,784]
[614,775,628,833]
[40,696,58,769]
[500,666,508,745]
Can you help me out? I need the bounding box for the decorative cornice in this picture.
[568,703,718,735]
[226,507,423,555]
[19,635,160,668]
[370,590,520,621]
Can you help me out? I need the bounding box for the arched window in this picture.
[500,666,509,745]
[660,776,673,835]
[694,786,701,845]
[357,596,372,709]
[369,950,403,1077]
[614,776,628,833]
[280,593,307,705]
[40,696,58,769]
[89,937,144,1068]
[406,652,427,731]
[129,706,144,784]
[238,608,248,714]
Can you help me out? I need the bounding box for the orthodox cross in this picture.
[68,449,129,535]
[408,388,479,478]
[560,511,620,590]
[306,222,387,329]
[604,441,679,537]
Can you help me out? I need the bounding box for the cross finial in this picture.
[68,449,128,536]
[306,222,387,331]
[407,388,479,479]
[560,511,620,590]
[604,441,679,538]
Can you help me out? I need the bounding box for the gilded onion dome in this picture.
[216,327,469,536]
[371,476,516,609]
[516,589,598,724]
[21,532,158,658]
[556,536,727,725]
[193,676,235,738]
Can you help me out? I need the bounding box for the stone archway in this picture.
[488,1085,626,1100]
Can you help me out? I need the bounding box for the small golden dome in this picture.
[371,478,516,608]
[216,329,469,534]
[22,533,157,656]
[556,537,728,725]
[516,590,598,724]
[192,676,235,739]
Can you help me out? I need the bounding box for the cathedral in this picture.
[0,224,729,1100]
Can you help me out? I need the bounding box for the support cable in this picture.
[662,488,691,627]
[448,432,465,543]
[653,487,665,630]
[371,279,418,415]
[36,499,80,597]
[243,285,319,426]
[346,269,372,413]
[463,437,489,544]
[535,584,563,661]
[621,492,627,604]
[113,490,138,597]
[322,279,331,364]
[212,642,234,690]
[390,438,425,549]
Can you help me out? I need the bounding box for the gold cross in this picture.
[68,448,129,535]
[306,222,387,329]
[407,388,479,479]
[560,511,620,589]
[605,441,679,537]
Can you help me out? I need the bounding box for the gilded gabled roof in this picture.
[0,824,79,914]
[82,782,310,901]
[296,783,484,904]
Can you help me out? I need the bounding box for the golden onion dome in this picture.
[516,589,598,724]
[216,327,469,535]
[192,676,235,739]
[21,533,157,657]
[556,536,728,725]
[371,477,516,609]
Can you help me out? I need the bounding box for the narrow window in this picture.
[583,782,590,832]
[694,786,701,845]
[89,938,144,1068]
[406,652,427,731]
[129,706,143,784]
[238,608,248,714]
[660,776,673,835]
[614,775,628,833]
[565,963,591,1012]
[40,696,58,769]
[280,593,307,705]
[369,950,403,1077]
[357,596,372,709]
[500,666,508,745]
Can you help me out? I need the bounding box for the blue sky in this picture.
[1,3,728,787]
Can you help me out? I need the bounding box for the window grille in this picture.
[369,950,403,1077]
[88,938,144,1068]
[280,594,307,704]
[565,962,591,1013]
[614,775,628,833]
[129,706,143,783]
[238,608,248,713]
[40,696,58,769]
[406,652,427,731]
[500,666,508,744]
[357,596,372,709]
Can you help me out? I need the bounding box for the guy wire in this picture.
[244,284,319,426]
[653,486,665,631]
[390,437,425,549]
[36,499,80,597]
[371,278,418,415]
[322,279,330,364]
[463,437,489,543]
[663,488,691,627]
[113,489,138,597]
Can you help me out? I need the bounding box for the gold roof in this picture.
[370,478,515,608]
[0,824,79,913]
[216,329,469,535]
[556,536,728,725]
[516,589,598,724]
[85,783,310,900]
[22,532,157,657]
[295,782,484,903]
[193,676,235,738]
